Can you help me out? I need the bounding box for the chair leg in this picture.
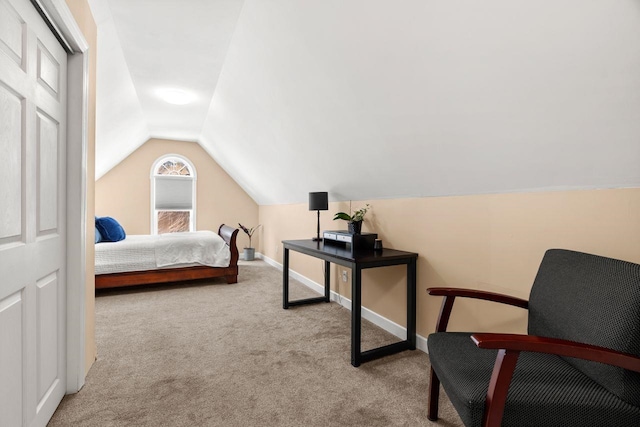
[428,367,440,421]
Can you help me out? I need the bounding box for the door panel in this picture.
[0,291,24,427]
[0,0,67,425]
[37,109,59,234]
[0,0,24,67]
[36,41,60,99]
[0,81,23,242]
[37,272,59,402]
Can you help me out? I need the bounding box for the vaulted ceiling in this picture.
[88,0,640,205]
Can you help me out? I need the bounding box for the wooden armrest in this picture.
[428,287,528,332]
[427,287,529,309]
[471,333,640,373]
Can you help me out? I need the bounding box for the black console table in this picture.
[282,239,418,367]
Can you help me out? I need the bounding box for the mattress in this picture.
[95,230,231,275]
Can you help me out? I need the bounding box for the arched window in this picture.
[151,155,196,234]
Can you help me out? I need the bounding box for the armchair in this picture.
[427,249,640,427]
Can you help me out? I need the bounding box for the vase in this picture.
[348,220,363,234]
[244,247,255,261]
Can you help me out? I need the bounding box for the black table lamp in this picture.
[309,192,328,241]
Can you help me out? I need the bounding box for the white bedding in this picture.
[95,230,231,275]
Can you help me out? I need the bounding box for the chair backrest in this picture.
[528,249,640,407]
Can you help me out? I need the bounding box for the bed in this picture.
[95,224,239,290]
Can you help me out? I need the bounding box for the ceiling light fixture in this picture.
[156,88,196,105]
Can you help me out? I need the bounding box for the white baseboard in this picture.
[259,253,429,354]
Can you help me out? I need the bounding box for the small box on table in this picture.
[323,230,378,252]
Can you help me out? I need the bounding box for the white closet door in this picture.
[0,0,68,425]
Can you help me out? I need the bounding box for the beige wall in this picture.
[96,138,259,248]
[260,188,640,339]
[65,0,97,376]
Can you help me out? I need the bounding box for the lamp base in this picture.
[313,209,323,242]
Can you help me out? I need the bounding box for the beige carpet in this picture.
[49,261,463,427]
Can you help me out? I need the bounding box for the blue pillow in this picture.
[95,216,126,242]
[95,227,102,243]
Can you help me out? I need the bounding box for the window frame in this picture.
[150,154,197,235]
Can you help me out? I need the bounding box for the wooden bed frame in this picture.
[95,224,240,290]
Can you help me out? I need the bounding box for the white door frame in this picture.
[32,0,89,393]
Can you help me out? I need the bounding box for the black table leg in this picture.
[351,265,362,367]
[324,260,331,302]
[407,258,416,349]
[350,260,418,365]
[283,248,330,309]
[283,247,290,309]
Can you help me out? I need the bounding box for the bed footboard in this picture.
[218,224,239,283]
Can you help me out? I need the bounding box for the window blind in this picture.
[155,176,193,209]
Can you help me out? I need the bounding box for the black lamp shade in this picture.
[309,192,328,211]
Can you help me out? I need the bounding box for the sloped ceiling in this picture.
[91,0,640,205]
[89,0,245,177]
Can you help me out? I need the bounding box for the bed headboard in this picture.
[218,224,239,265]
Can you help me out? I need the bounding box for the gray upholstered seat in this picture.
[427,249,640,427]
